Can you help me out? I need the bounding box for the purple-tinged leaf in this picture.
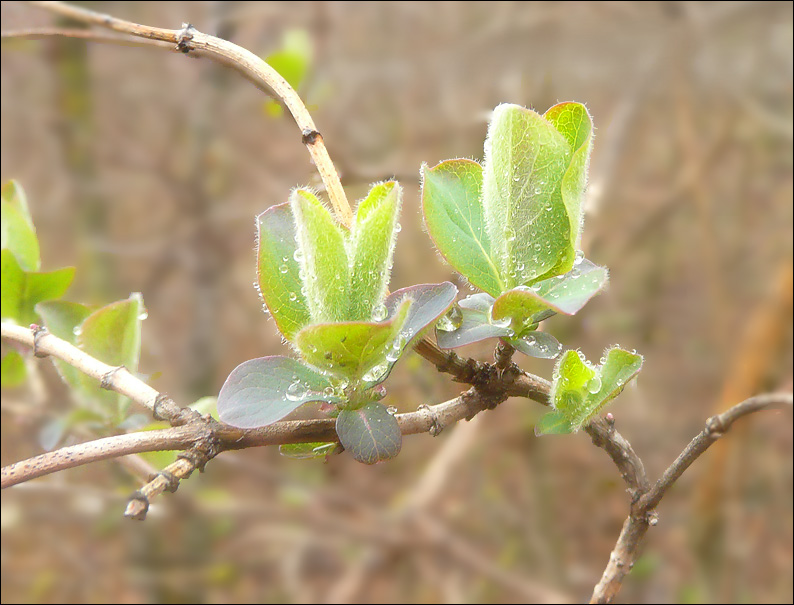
[218,356,342,428]
[336,402,402,464]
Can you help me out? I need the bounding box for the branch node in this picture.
[124,490,150,520]
[417,404,443,436]
[176,22,195,53]
[151,393,170,421]
[149,470,180,493]
[647,510,659,526]
[301,128,321,146]
[31,324,49,358]
[177,448,209,473]
[100,365,126,390]
[705,415,725,437]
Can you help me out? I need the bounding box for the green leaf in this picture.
[295,299,412,380]
[217,356,341,428]
[336,402,402,464]
[481,104,573,288]
[1,249,74,326]
[1,349,26,387]
[279,441,340,460]
[76,293,145,416]
[491,257,608,323]
[422,160,503,296]
[348,181,401,320]
[1,180,39,271]
[537,347,643,435]
[435,293,512,349]
[508,330,562,359]
[544,102,593,252]
[290,189,350,323]
[264,29,313,117]
[36,300,93,389]
[256,203,312,340]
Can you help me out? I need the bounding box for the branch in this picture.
[24,0,352,225]
[589,393,793,604]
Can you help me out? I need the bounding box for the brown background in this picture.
[2,2,792,603]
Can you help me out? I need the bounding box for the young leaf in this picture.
[491,258,608,323]
[0,249,74,326]
[290,189,350,323]
[1,180,39,271]
[508,330,562,359]
[537,347,643,435]
[544,102,593,253]
[295,299,412,379]
[347,181,401,320]
[217,356,342,428]
[421,160,503,296]
[435,293,512,349]
[264,29,313,117]
[36,300,93,389]
[256,203,311,340]
[336,402,402,464]
[481,104,573,288]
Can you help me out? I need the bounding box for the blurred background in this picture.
[1,1,792,603]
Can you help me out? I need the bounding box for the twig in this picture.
[1,27,173,48]
[24,0,352,225]
[589,393,793,604]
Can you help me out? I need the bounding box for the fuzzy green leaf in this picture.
[1,249,74,326]
[481,104,573,288]
[256,203,312,340]
[348,181,401,320]
[336,402,402,464]
[290,189,350,323]
[491,257,608,323]
[1,180,39,271]
[544,102,593,253]
[295,299,412,380]
[218,356,342,428]
[422,160,503,296]
[538,347,643,435]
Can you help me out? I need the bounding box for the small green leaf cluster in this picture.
[537,347,643,434]
[217,182,456,464]
[421,103,642,431]
[1,181,147,448]
[422,103,608,357]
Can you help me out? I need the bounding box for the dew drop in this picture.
[72,326,82,337]
[586,375,602,394]
[279,264,289,274]
[437,305,463,332]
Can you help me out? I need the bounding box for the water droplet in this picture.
[574,251,585,266]
[138,309,148,320]
[436,305,463,332]
[293,249,303,262]
[289,292,298,302]
[286,379,308,401]
[586,376,602,394]
[394,223,402,233]
[72,326,82,337]
[373,304,388,321]
[386,406,397,415]
[279,264,288,274]
[362,362,390,383]
[323,386,335,398]
[505,227,516,242]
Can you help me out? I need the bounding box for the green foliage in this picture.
[1,349,26,387]
[221,179,456,463]
[264,29,313,118]
[422,103,607,357]
[1,180,39,272]
[279,441,340,460]
[536,347,644,435]
[1,250,74,327]
[336,402,402,464]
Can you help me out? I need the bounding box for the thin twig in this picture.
[589,393,793,604]
[25,0,352,225]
